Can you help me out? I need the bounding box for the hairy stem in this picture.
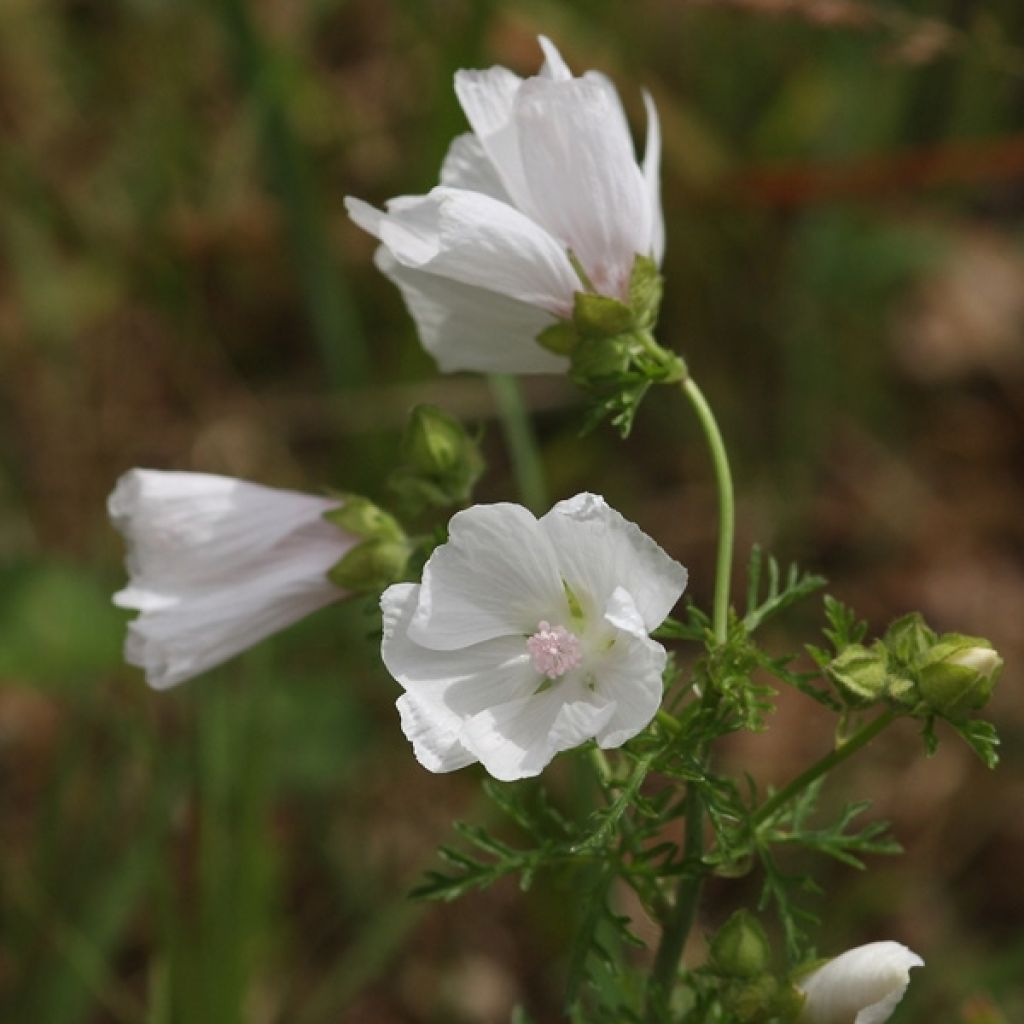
[752,708,898,827]
[488,375,548,514]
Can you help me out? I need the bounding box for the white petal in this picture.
[513,74,651,299]
[109,469,344,596]
[440,132,512,203]
[798,942,924,1024]
[109,469,350,687]
[642,90,665,265]
[537,35,572,81]
[382,583,538,709]
[539,492,687,632]
[354,188,576,316]
[593,593,667,748]
[123,555,341,689]
[373,248,567,375]
[396,693,477,773]
[453,63,531,204]
[462,679,615,781]
[410,503,566,650]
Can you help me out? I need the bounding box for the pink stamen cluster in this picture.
[527,620,583,678]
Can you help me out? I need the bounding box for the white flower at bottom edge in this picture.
[109,469,354,689]
[380,492,687,781]
[797,941,924,1024]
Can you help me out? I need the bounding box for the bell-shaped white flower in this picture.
[346,36,663,375]
[380,492,687,780]
[797,941,924,1024]
[109,469,354,689]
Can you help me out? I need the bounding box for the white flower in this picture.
[380,493,687,780]
[798,941,924,1024]
[346,36,663,375]
[109,469,354,689]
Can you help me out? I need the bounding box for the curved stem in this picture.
[752,708,898,827]
[681,378,735,645]
[646,378,736,1016]
[488,375,548,514]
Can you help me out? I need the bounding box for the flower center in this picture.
[527,621,583,678]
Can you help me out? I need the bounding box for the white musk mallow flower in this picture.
[380,493,687,781]
[797,942,924,1024]
[345,36,663,375]
[109,469,356,689]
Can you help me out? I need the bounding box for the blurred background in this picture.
[1,0,1022,1021]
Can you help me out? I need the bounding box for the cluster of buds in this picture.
[826,612,1003,722]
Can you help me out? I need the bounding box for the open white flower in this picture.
[380,493,686,780]
[109,469,354,689]
[346,36,663,375]
[798,941,924,1024]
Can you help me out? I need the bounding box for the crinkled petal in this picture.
[513,74,652,299]
[373,248,567,374]
[396,693,476,773]
[440,132,512,203]
[462,679,616,781]
[539,492,687,632]
[642,89,665,265]
[798,942,924,1024]
[347,188,577,316]
[592,590,667,748]
[411,503,566,650]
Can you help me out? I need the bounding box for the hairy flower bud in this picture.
[918,635,1003,719]
[826,643,890,707]
[711,911,772,979]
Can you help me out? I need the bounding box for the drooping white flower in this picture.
[109,469,354,689]
[346,36,663,375]
[380,492,687,781]
[797,941,924,1024]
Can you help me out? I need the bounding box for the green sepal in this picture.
[568,334,633,390]
[572,291,635,339]
[826,642,889,707]
[536,320,579,356]
[328,538,410,594]
[324,495,404,542]
[629,253,663,329]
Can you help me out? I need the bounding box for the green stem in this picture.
[646,379,736,1015]
[488,375,548,513]
[681,378,735,644]
[752,709,898,827]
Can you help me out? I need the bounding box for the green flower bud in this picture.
[324,495,404,542]
[710,911,772,979]
[918,635,1003,719]
[826,642,890,707]
[883,612,937,668]
[328,537,409,594]
[391,405,484,509]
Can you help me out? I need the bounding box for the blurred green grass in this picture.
[1,0,1023,1021]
